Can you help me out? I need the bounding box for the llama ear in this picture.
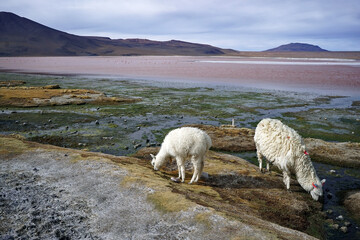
[150,154,155,159]
[321,179,326,185]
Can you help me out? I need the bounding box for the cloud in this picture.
[1,0,359,50]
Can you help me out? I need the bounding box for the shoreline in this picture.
[1,56,360,97]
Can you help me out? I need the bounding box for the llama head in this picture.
[150,153,169,170]
[150,154,159,170]
[310,179,326,201]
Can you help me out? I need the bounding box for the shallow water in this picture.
[0,72,360,239]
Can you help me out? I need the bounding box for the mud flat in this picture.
[0,135,322,239]
[1,56,360,96]
[0,85,139,107]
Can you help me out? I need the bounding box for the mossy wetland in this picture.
[1,72,360,239]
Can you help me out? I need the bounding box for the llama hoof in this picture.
[171,177,181,183]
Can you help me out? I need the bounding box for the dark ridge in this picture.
[265,43,328,52]
[0,12,237,56]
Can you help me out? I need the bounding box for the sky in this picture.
[1,0,360,51]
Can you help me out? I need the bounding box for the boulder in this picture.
[344,191,360,223]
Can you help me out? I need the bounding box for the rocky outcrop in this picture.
[0,85,140,107]
[185,124,256,152]
[0,135,321,239]
[304,138,360,168]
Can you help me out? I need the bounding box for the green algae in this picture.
[0,136,30,158]
[1,72,359,156]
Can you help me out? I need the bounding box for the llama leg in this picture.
[266,161,270,173]
[175,156,186,183]
[283,171,291,190]
[180,164,186,183]
[257,150,264,173]
[189,156,204,184]
[189,156,199,184]
[177,164,182,179]
[197,159,205,181]
[172,157,185,182]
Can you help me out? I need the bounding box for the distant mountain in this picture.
[265,43,328,52]
[0,12,237,56]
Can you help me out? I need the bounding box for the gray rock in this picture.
[330,224,340,230]
[336,215,344,221]
[344,221,352,227]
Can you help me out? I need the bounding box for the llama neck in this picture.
[155,146,170,167]
[294,156,317,192]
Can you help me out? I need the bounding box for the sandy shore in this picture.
[1,56,360,95]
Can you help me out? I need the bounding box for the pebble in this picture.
[340,226,348,233]
[133,144,142,149]
[330,223,340,230]
[146,143,157,147]
[344,221,352,227]
[170,177,181,183]
[326,209,333,215]
[327,193,333,199]
[201,172,209,180]
[336,215,344,221]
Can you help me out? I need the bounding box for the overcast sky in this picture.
[1,0,360,51]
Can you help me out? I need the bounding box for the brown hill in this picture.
[0,12,236,56]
